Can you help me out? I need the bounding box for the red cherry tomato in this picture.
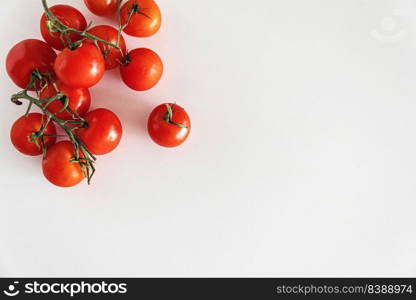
[54,43,105,88]
[40,80,91,120]
[84,0,118,17]
[6,39,56,90]
[76,108,122,155]
[40,5,87,51]
[120,48,163,91]
[87,25,126,70]
[10,113,57,156]
[120,0,161,37]
[147,103,191,147]
[42,141,85,187]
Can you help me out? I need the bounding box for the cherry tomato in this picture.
[54,43,105,88]
[76,108,122,155]
[84,0,118,17]
[40,5,87,51]
[42,141,85,187]
[10,113,57,156]
[120,0,161,37]
[40,80,91,120]
[120,48,163,91]
[147,103,190,147]
[6,39,56,90]
[87,25,126,70]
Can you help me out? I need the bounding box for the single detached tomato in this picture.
[147,103,191,147]
[76,108,122,155]
[6,39,56,90]
[42,141,85,187]
[10,113,57,156]
[120,48,163,91]
[84,0,117,17]
[120,0,161,37]
[87,25,126,70]
[40,5,87,50]
[54,43,105,88]
[40,80,91,120]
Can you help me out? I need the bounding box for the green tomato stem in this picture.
[11,89,96,184]
[41,0,120,50]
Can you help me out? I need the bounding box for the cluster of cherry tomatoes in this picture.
[6,0,191,188]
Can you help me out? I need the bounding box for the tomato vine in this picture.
[9,0,135,184]
[11,72,96,183]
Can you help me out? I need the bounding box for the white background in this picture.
[1,0,416,277]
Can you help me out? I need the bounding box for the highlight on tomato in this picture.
[40,4,87,50]
[84,0,118,17]
[42,141,86,187]
[120,0,161,37]
[87,25,127,70]
[10,113,57,156]
[76,108,123,155]
[39,80,91,120]
[6,39,56,90]
[147,103,191,148]
[54,43,105,88]
[120,48,163,91]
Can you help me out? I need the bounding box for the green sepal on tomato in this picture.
[39,80,91,120]
[148,103,191,148]
[6,39,56,90]
[87,25,127,70]
[40,4,87,51]
[120,0,161,37]
[10,113,57,156]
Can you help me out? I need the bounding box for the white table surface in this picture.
[1,0,416,277]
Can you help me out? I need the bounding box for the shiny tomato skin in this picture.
[120,48,163,91]
[120,0,161,37]
[54,43,105,88]
[6,39,56,90]
[10,113,57,156]
[40,5,87,51]
[87,25,126,70]
[84,0,117,16]
[147,103,191,147]
[42,141,85,187]
[40,80,91,120]
[76,108,122,155]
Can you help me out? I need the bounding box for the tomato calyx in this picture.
[117,1,153,43]
[163,104,188,128]
[129,2,152,20]
[43,7,84,50]
[102,47,111,59]
[69,155,95,180]
[11,69,53,107]
[45,19,59,34]
[67,39,86,51]
[29,131,45,154]
[28,115,55,157]
[30,69,47,85]
[121,52,131,65]
[14,69,53,98]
